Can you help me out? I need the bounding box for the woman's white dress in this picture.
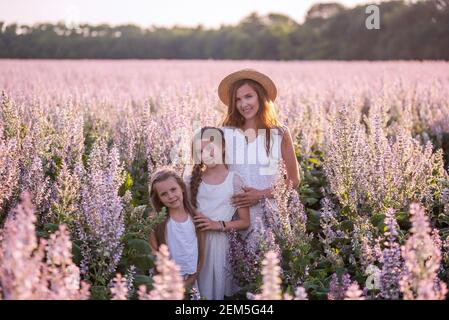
[222,126,284,253]
[184,170,243,300]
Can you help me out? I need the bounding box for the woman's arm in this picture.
[231,127,300,208]
[256,128,300,197]
[280,126,300,188]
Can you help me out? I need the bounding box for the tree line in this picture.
[0,0,448,60]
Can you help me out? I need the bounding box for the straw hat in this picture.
[217,69,277,106]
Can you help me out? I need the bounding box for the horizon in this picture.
[0,0,388,29]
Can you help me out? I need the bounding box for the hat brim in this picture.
[218,69,277,107]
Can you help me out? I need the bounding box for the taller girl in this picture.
[218,69,300,252]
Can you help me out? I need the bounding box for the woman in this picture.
[218,68,300,252]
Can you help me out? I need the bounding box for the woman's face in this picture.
[154,177,184,209]
[235,83,260,121]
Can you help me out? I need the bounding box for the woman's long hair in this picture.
[220,78,283,155]
[190,126,227,208]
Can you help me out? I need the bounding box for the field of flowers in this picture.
[1,59,449,300]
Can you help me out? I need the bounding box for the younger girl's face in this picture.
[235,83,260,121]
[154,177,184,209]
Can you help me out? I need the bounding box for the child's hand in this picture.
[231,187,262,208]
[194,214,220,231]
[184,273,197,288]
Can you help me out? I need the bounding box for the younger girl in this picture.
[184,126,250,300]
[149,167,204,292]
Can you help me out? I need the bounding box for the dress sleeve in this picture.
[232,172,246,194]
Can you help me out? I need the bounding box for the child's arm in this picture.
[194,207,250,231]
[184,273,197,288]
[226,173,250,230]
[196,230,205,273]
[223,206,250,231]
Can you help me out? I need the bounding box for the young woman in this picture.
[184,126,250,300]
[148,167,204,292]
[218,69,300,252]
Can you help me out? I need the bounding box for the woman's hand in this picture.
[231,187,263,208]
[193,213,221,231]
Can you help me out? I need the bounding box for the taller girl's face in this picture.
[154,177,184,209]
[235,83,260,121]
[200,140,222,168]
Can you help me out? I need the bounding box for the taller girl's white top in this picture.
[184,170,244,300]
[222,126,284,253]
[166,214,198,276]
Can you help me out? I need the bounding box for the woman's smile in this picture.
[236,83,260,119]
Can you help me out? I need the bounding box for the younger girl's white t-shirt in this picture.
[166,215,198,276]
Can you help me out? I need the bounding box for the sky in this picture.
[0,0,387,28]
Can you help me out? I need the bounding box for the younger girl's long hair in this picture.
[148,167,199,250]
[220,78,283,156]
[149,167,196,217]
[190,126,227,208]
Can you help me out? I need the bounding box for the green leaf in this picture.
[126,239,152,255]
[371,213,385,230]
[123,232,144,242]
[72,242,82,265]
[132,254,155,271]
[119,171,134,195]
[304,197,319,206]
[396,211,409,223]
[306,208,321,226]
[308,157,320,165]
[340,220,353,232]
[36,230,48,238]
[44,223,60,233]
[134,275,153,289]
[307,208,321,218]
[90,285,110,300]
[124,172,133,189]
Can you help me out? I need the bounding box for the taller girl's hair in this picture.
[149,167,196,217]
[220,78,283,155]
[190,126,227,208]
